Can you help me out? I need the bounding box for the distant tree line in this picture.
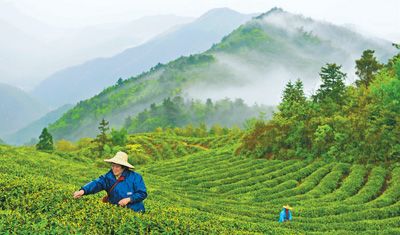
[123,96,273,134]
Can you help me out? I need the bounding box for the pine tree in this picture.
[279,79,306,117]
[312,63,346,103]
[36,128,54,151]
[93,118,110,156]
[355,50,383,87]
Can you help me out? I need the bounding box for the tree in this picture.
[312,63,346,104]
[281,79,306,105]
[279,79,307,118]
[93,118,110,156]
[163,97,180,126]
[116,78,123,86]
[36,128,54,151]
[111,128,128,146]
[355,50,383,87]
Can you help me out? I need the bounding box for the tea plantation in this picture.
[0,134,399,234]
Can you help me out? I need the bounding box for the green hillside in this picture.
[48,9,395,141]
[1,134,400,234]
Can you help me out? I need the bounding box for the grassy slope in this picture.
[1,134,399,234]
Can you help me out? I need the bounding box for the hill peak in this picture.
[255,7,285,19]
[198,7,244,20]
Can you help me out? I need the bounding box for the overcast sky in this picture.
[3,0,400,42]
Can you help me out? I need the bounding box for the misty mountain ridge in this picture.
[47,8,396,141]
[0,1,193,89]
[4,104,74,146]
[31,8,255,108]
[0,83,48,137]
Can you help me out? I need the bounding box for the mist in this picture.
[0,1,194,89]
[182,9,396,106]
[184,53,298,106]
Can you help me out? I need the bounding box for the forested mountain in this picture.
[32,8,254,108]
[0,83,48,137]
[48,8,396,141]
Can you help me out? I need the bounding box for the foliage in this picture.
[211,24,270,52]
[355,49,383,87]
[1,137,400,234]
[55,139,78,152]
[238,52,400,164]
[312,63,347,104]
[92,118,110,156]
[36,128,54,151]
[111,128,128,147]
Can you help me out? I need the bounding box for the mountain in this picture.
[0,2,193,89]
[4,104,73,145]
[48,8,396,141]
[32,8,254,108]
[54,15,194,61]
[0,83,48,137]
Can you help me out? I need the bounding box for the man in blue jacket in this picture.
[73,151,147,213]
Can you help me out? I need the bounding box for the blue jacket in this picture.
[81,169,147,212]
[279,208,292,222]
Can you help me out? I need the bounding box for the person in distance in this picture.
[278,205,293,223]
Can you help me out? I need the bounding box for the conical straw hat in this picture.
[104,151,134,169]
[283,205,293,210]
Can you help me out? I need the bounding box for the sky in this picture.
[3,0,400,42]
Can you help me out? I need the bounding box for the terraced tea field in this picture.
[0,134,399,234]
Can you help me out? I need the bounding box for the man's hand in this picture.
[118,197,131,207]
[73,190,84,199]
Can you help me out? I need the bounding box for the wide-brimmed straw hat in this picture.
[104,151,135,169]
[283,205,293,210]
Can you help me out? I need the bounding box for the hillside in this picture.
[4,104,73,145]
[48,8,396,141]
[0,83,48,137]
[32,8,254,108]
[1,134,399,234]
